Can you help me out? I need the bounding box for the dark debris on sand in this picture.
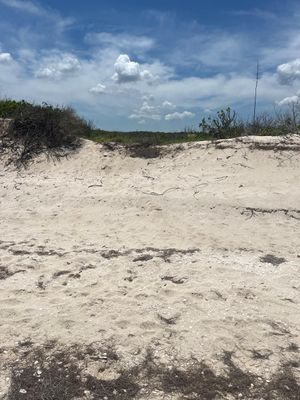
[5,344,300,400]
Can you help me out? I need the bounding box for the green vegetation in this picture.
[0,99,31,118]
[81,129,211,145]
[1,99,299,167]
[199,106,300,139]
[199,107,244,139]
[0,99,91,166]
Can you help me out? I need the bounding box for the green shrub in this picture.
[199,107,244,139]
[199,106,300,139]
[0,100,92,167]
[0,99,31,118]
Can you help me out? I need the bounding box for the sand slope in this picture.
[0,136,299,398]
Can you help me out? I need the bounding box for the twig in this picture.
[239,206,300,220]
[236,163,254,169]
[142,170,155,180]
[138,187,180,196]
[215,176,229,181]
[88,179,103,188]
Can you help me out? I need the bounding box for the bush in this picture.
[0,100,92,167]
[249,108,300,136]
[199,107,244,139]
[0,99,31,118]
[199,106,300,139]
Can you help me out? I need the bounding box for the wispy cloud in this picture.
[85,32,155,53]
[0,0,42,15]
[0,0,74,30]
[261,30,300,67]
[230,8,278,20]
[169,30,247,70]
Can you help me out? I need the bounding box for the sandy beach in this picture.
[0,136,299,399]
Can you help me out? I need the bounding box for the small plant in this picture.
[199,107,244,139]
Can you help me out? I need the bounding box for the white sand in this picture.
[0,135,299,396]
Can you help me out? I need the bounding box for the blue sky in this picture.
[1,0,300,131]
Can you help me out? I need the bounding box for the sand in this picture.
[0,136,299,399]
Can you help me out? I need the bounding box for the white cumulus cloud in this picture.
[277,95,300,106]
[89,83,106,94]
[113,54,153,83]
[35,53,81,79]
[162,100,176,109]
[165,111,195,121]
[142,94,154,102]
[277,59,300,85]
[0,52,13,63]
[129,100,161,122]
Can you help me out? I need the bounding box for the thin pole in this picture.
[253,61,259,125]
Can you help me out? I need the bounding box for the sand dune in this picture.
[0,136,299,399]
